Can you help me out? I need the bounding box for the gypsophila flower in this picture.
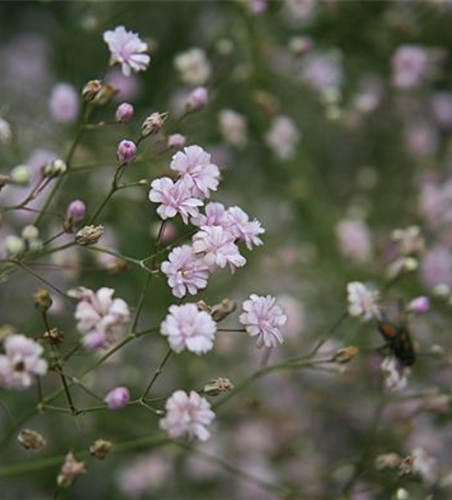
[103,25,150,77]
[223,206,265,250]
[192,225,246,272]
[174,48,211,85]
[170,145,220,199]
[0,334,48,390]
[219,109,248,148]
[160,390,215,441]
[191,202,227,228]
[380,356,410,392]
[161,303,216,354]
[105,386,130,409]
[408,296,430,315]
[115,102,134,122]
[265,115,300,160]
[161,245,209,298]
[74,287,130,350]
[49,83,80,123]
[117,139,136,164]
[346,281,380,321]
[239,294,287,348]
[392,45,429,89]
[167,133,186,149]
[149,177,203,224]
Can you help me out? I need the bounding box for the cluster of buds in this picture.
[17,428,47,451]
[141,112,167,137]
[42,159,67,179]
[75,225,104,246]
[21,225,43,252]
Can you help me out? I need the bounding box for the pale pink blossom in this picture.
[336,218,372,264]
[192,226,246,272]
[103,26,150,77]
[170,145,220,199]
[265,116,300,160]
[408,296,430,315]
[174,48,211,85]
[149,177,203,224]
[48,83,80,123]
[0,334,48,390]
[392,45,429,89]
[219,109,248,148]
[161,303,216,354]
[223,206,265,250]
[160,390,215,441]
[239,294,287,348]
[161,245,209,298]
[74,287,130,350]
[105,386,130,409]
[191,202,227,228]
[347,282,380,321]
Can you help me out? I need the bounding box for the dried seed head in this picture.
[33,289,53,313]
[202,377,234,397]
[210,298,237,322]
[18,428,47,450]
[141,112,166,137]
[75,225,104,246]
[196,300,210,313]
[89,439,113,460]
[82,80,102,102]
[43,327,64,344]
[57,452,86,488]
[332,346,359,364]
[92,84,118,106]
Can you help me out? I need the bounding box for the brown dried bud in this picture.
[89,439,113,460]
[141,112,167,137]
[18,428,47,450]
[398,456,414,477]
[196,300,211,313]
[92,84,118,106]
[375,453,402,470]
[202,377,234,397]
[332,346,359,364]
[33,289,53,313]
[105,258,130,274]
[43,327,64,344]
[75,225,104,246]
[57,452,86,488]
[82,80,102,102]
[211,299,237,322]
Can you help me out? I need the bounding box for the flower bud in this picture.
[141,112,166,137]
[105,386,130,410]
[43,327,64,344]
[186,87,209,112]
[17,428,47,450]
[408,296,430,315]
[10,164,32,185]
[33,289,53,313]
[57,452,86,488]
[22,225,40,242]
[332,346,360,364]
[66,200,86,223]
[5,235,25,256]
[210,298,237,321]
[202,378,234,397]
[89,439,113,460]
[43,159,67,178]
[167,133,186,149]
[82,80,102,102]
[433,283,450,298]
[115,102,134,122]
[75,225,104,246]
[117,139,137,164]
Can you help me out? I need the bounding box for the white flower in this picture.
[160,390,215,441]
[380,356,410,392]
[161,303,216,355]
[346,281,380,321]
[103,26,150,77]
[174,48,211,85]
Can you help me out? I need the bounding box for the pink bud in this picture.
[105,386,130,410]
[186,87,209,112]
[115,102,134,123]
[117,139,136,164]
[408,296,430,315]
[66,200,86,222]
[167,133,186,149]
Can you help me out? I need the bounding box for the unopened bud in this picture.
[10,164,32,185]
[82,80,102,102]
[89,439,113,460]
[115,102,134,123]
[21,225,39,242]
[43,159,67,178]
[57,452,86,488]
[186,87,209,112]
[332,346,359,364]
[33,289,52,313]
[211,299,237,321]
[202,377,234,397]
[117,139,136,164]
[407,296,430,315]
[167,133,186,149]
[75,225,104,246]
[375,453,402,470]
[5,235,25,256]
[66,200,86,223]
[141,112,166,137]
[43,327,64,344]
[433,283,450,298]
[404,257,418,272]
[17,428,47,451]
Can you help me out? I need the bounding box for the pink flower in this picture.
[161,304,216,355]
[170,145,220,199]
[239,294,287,348]
[115,102,134,122]
[0,334,48,390]
[74,287,130,350]
[392,45,429,89]
[149,177,203,224]
[48,83,80,123]
[191,202,227,228]
[103,26,150,77]
[192,226,246,272]
[336,218,372,264]
[347,282,380,321]
[223,206,265,250]
[408,296,430,315]
[161,245,209,298]
[117,139,137,164]
[105,386,130,409]
[186,87,209,112]
[167,133,186,149]
[160,390,215,441]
